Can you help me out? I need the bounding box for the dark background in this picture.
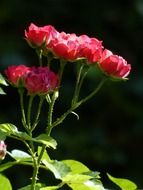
[0,0,143,189]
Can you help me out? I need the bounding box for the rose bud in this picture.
[5,65,31,87]
[0,141,7,160]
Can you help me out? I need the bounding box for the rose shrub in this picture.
[0,23,135,190]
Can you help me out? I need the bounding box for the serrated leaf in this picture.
[0,73,8,86]
[42,159,70,179]
[34,134,57,149]
[9,149,31,161]
[0,161,17,172]
[0,174,12,190]
[107,173,137,190]
[0,87,6,95]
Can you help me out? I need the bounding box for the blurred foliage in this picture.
[0,0,143,189]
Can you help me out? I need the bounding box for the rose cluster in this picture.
[25,23,131,79]
[5,65,58,95]
[5,23,131,96]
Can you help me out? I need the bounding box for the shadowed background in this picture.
[0,0,143,189]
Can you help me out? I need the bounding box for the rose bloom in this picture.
[5,65,31,87]
[24,67,59,95]
[77,35,103,63]
[99,49,131,79]
[0,141,7,160]
[46,32,80,61]
[25,23,58,48]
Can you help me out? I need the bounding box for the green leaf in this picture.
[0,161,17,172]
[0,87,6,95]
[0,123,32,141]
[40,186,59,190]
[107,173,137,190]
[38,146,51,162]
[18,183,42,190]
[9,149,31,161]
[42,159,70,179]
[0,133,6,140]
[0,174,12,190]
[34,134,57,149]
[69,182,105,190]
[63,173,92,183]
[0,73,8,86]
[62,160,90,174]
[0,123,19,136]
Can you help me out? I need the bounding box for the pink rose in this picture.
[99,49,131,79]
[46,32,80,61]
[77,35,103,63]
[25,23,58,48]
[5,65,31,86]
[0,141,7,160]
[24,67,59,95]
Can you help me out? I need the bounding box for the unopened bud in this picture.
[0,141,7,160]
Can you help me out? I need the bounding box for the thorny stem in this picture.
[36,49,43,66]
[31,91,58,190]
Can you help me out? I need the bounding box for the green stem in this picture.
[18,88,28,129]
[78,77,107,105]
[46,91,57,135]
[27,96,34,129]
[31,91,58,190]
[36,49,43,66]
[72,64,84,106]
[31,96,44,131]
[31,156,38,190]
[53,78,107,128]
[59,59,66,85]
[72,64,89,106]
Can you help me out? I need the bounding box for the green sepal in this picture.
[0,73,8,86]
[0,87,6,95]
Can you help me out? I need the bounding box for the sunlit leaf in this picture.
[69,182,105,190]
[38,146,51,162]
[0,174,12,190]
[62,160,90,174]
[107,173,137,190]
[42,159,70,179]
[40,186,59,190]
[34,134,57,149]
[18,183,42,190]
[9,149,31,161]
